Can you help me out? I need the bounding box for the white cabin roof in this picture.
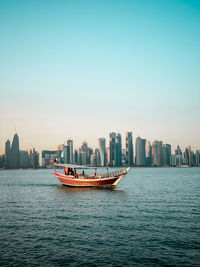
[53,163,100,169]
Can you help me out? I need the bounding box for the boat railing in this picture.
[77,169,128,179]
[100,168,128,178]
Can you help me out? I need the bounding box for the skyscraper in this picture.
[196,150,200,166]
[64,145,70,163]
[152,140,163,166]
[152,141,158,166]
[185,146,192,166]
[56,144,64,163]
[5,139,11,168]
[32,148,39,168]
[73,149,78,164]
[88,147,93,165]
[173,145,182,166]
[90,153,97,167]
[125,132,133,166]
[98,138,106,166]
[162,145,168,166]
[135,137,146,166]
[165,144,171,166]
[81,151,87,165]
[20,150,30,168]
[114,142,119,166]
[109,132,116,166]
[106,147,110,165]
[67,139,73,164]
[158,141,163,166]
[191,151,196,166]
[81,142,89,164]
[116,133,122,166]
[145,141,152,166]
[95,148,101,166]
[10,134,20,169]
[78,148,82,165]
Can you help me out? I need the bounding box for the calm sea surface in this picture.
[0,168,200,266]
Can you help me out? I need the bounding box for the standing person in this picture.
[64,167,68,175]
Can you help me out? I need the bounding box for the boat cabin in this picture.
[64,167,75,176]
[64,166,92,178]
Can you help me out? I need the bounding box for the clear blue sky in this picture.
[0,0,200,153]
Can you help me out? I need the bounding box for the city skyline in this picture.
[1,131,199,169]
[1,0,200,154]
[1,130,199,156]
[1,129,199,155]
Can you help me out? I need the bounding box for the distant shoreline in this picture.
[0,166,200,171]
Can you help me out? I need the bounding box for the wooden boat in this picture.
[53,164,130,187]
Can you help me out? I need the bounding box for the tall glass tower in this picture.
[116,133,122,166]
[5,139,11,168]
[98,138,106,166]
[67,139,73,164]
[135,137,146,166]
[152,140,163,166]
[125,132,133,166]
[109,132,116,166]
[10,134,20,169]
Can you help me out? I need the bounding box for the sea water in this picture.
[0,168,199,266]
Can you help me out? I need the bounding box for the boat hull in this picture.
[53,171,128,187]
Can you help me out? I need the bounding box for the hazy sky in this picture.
[0,0,200,153]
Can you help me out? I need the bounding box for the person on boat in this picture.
[64,167,68,175]
[53,158,58,163]
[68,168,73,175]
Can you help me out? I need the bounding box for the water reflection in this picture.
[55,185,123,194]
